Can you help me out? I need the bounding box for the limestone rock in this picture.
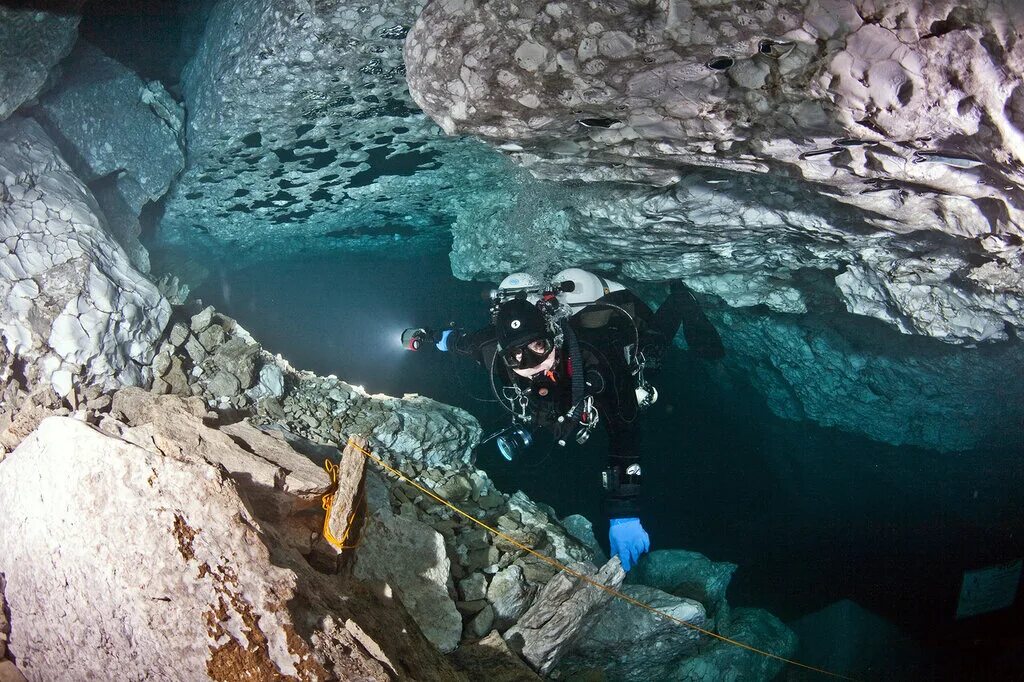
[559,584,706,681]
[459,573,488,602]
[0,5,81,120]
[35,42,185,202]
[487,565,535,631]
[0,416,459,681]
[504,559,625,674]
[450,630,541,682]
[407,0,1024,344]
[672,608,796,681]
[0,661,27,682]
[627,549,737,623]
[467,604,495,639]
[0,117,170,395]
[354,472,463,653]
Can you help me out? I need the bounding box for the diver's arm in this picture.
[444,325,499,367]
[601,408,643,518]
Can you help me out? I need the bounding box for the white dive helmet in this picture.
[552,268,624,309]
[497,272,542,304]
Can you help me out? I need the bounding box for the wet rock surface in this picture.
[0,416,459,681]
[0,116,170,397]
[406,0,1024,345]
[0,4,81,121]
[33,42,185,270]
[158,0,510,256]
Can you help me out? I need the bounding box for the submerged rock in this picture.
[788,599,928,680]
[0,5,81,121]
[33,42,185,271]
[406,0,1024,344]
[504,559,625,674]
[627,549,738,624]
[674,607,797,681]
[0,117,170,396]
[560,584,706,681]
[355,472,463,653]
[0,416,459,680]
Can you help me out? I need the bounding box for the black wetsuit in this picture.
[450,288,693,519]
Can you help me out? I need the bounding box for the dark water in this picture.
[187,247,1024,681]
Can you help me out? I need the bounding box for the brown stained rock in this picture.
[0,416,461,681]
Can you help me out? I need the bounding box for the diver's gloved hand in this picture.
[435,329,456,352]
[609,517,650,572]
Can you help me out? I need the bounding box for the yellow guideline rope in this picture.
[321,459,362,550]
[339,438,859,681]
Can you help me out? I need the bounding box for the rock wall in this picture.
[704,303,1024,451]
[0,116,170,397]
[406,0,1024,344]
[33,42,186,271]
[159,0,513,257]
[0,4,82,121]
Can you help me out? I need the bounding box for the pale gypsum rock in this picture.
[558,584,706,682]
[0,5,81,121]
[0,417,459,681]
[503,559,625,674]
[354,472,463,653]
[0,117,170,395]
[625,549,737,622]
[407,0,1024,344]
[111,388,330,524]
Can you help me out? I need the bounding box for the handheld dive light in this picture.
[401,327,427,351]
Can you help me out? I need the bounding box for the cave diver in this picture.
[401,268,724,571]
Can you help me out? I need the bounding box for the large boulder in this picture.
[627,549,737,625]
[674,608,797,681]
[34,42,186,271]
[406,0,1024,344]
[0,117,170,396]
[354,471,463,653]
[559,584,707,681]
[788,599,928,680]
[0,415,461,680]
[0,5,82,121]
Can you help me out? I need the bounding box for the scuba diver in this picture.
[402,268,724,571]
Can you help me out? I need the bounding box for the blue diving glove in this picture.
[609,517,650,572]
[435,329,455,352]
